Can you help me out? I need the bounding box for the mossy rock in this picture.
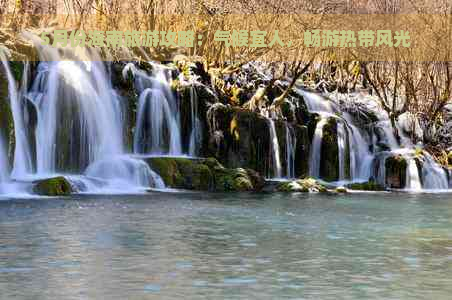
[145,157,186,188]
[385,155,407,189]
[143,157,264,192]
[335,186,348,193]
[32,176,73,196]
[0,66,15,164]
[320,117,339,181]
[346,181,385,191]
[9,61,24,82]
[276,178,327,193]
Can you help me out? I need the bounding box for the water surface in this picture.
[1,192,452,299]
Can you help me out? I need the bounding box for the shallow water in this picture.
[1,192,452,299]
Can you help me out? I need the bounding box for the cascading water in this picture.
[188,85,202,157]
[134,88,182,155]
[18,37,166,193]
[0,50,33,178]
[85,155,165,191]
[285,123,296,178]
[422,154,449,190]
[405,157,422,191]
[125,63,183,155]
[29,60,124,173]
[337,121,347,181]
[0,135,9,183]
[309,116,328,178]
[267,118,282,178]
[343,113,374,180]
[301,89,375,182]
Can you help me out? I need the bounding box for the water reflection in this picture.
[0,192,452,299]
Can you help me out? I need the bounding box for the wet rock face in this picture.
[206,106,310,178]
[0,69,15,166]
[143,157,264,192]
[206,107,271,176]
[177,83,213,155]
[320,117,339,181]
[32,176,73,196]
[384,155,407,188]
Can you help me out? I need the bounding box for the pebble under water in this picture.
[1,192,452,299]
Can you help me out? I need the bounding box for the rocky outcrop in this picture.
[0,68,15,165]
[276,178,327,193]
[143,157,264,192]
[384,155,407,188]
[320,117,339,181]
[206,105,310,178]
[32,176,73,196]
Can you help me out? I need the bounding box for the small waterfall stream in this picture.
[134,88,181,155]
[406,158,422,191]
[188,85,202,157]
[0,51,33,178]
[309,117,328,178]
[267,118,282,179]
[285,123,296,178]
[337,121,347,181]
[125,63,183,156]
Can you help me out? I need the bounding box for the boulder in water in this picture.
[276,178,327,193]
[32,176,73,196]
[144,157,264,192]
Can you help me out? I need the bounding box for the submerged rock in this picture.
[276,178,327,193]
[144,157,264,192]
[32,176,73,196]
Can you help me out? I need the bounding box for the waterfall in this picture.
[343,113,374,181]
[309,117,328,178]
[300,90,336,113]
[125,63,183,155]
[0,51,33,178]
[188,85,202,156]
[285,124,296,178]
[134,88,182,155]
[422,154,448,190]
[0,135,9,183]
[337,122,347,181]
[267,118,282,178]
[29,60,124,173]
[85,155,165,190]
[405,158,422,191]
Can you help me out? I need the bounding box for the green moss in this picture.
[146,157,182,187]
[32,176,73,196]
[346,181,385,191]
[144,157,263,192]
[175,158,213,190]
[9,61,23,82]
[0,71,14,164]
